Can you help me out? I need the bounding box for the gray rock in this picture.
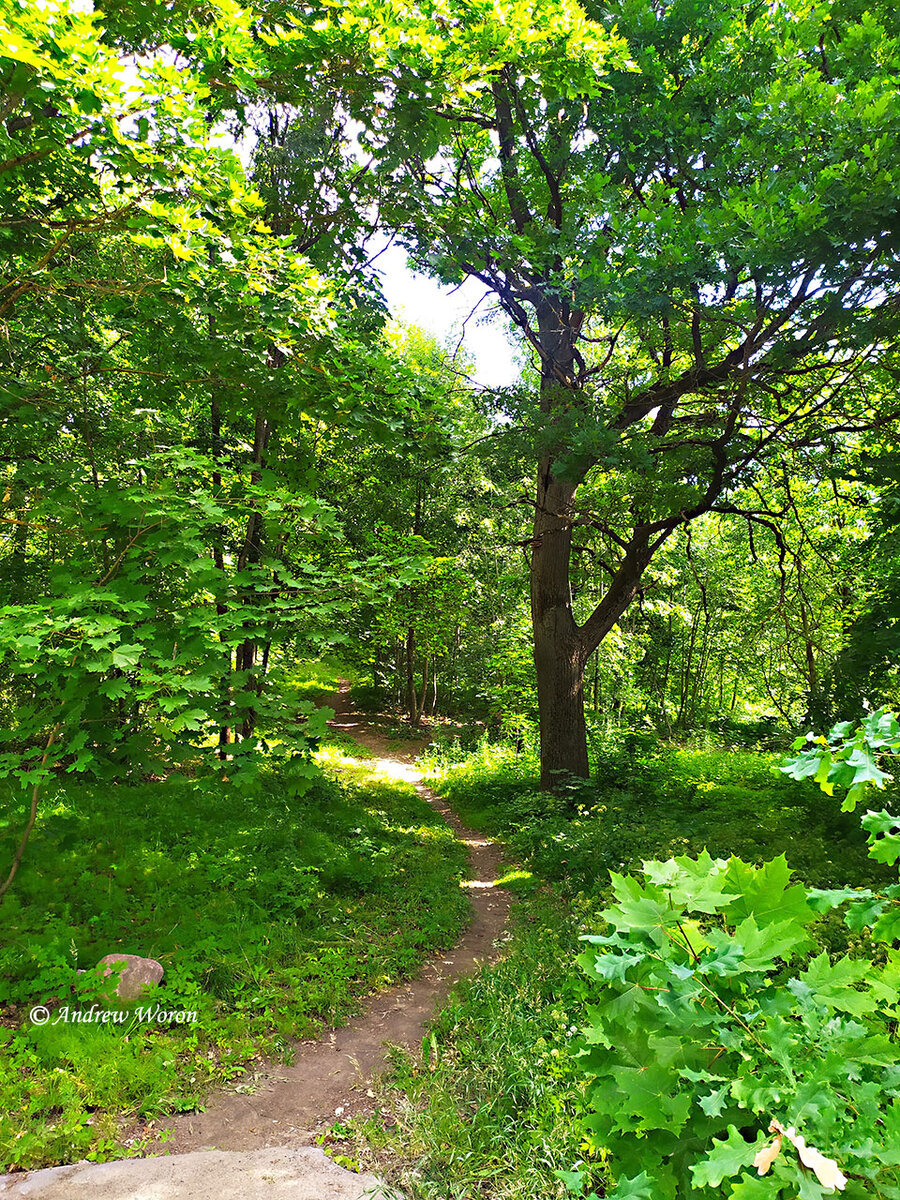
[97,953,164,1002]
[0,1147,399,1199]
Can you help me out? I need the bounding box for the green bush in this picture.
[574,710,900,1199]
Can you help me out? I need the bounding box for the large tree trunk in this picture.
[530,461,591,788]
[526,302,671,792]
[533,616,589,790]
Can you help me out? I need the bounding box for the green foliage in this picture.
[0,449,342,793]
[577,849,900,1199]
[782,708,900,813]
[574,713,900,1199]
[0,755,468,1169]
[422,734,890,904]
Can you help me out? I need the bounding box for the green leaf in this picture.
[609,1173,655,1199]
[723,856,814,930]
[727,1175,778,1199]
[690,1127,766,1189]
[862,810,900,865]
[698,1084,730,1117]
[806,886,874,913]
[110,643,143,669]
[789,952,874,1017]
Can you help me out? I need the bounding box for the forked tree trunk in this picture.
[527,304,667,793]
[529,447,660,790]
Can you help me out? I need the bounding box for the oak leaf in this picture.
[769,1120,847,1192]
[752,1133,782,1176]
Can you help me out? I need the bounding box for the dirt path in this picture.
[149,684,511,1155]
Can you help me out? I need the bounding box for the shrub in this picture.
[573,710,900,1200]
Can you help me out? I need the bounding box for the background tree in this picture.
[341,0,900,788]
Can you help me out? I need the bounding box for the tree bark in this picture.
[528,297,595,789]
[405,625,417,725]
[418,654,429,723]
[530,457,591,787]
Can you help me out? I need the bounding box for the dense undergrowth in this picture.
[0,663,468,1172]
[344,727,896,1200]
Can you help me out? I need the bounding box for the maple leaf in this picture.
[723,855,814,930]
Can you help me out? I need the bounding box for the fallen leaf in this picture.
[753,1134,782,1176]
[769,1120,847,1192]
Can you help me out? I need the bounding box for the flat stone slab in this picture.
[0,1147,397,1200]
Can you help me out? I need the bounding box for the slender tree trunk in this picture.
[235,408,273,739]
[209,310,231,756]
[394,637,404,707]
[676,600,702,730]
[799,603,824,725]
[659,611,674,727]
[418,655,429,723]
[689,610,712,724]
[406,626,417,724]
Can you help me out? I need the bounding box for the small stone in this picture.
[97,954,164,1002]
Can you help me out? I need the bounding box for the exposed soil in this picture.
[144,683,511,1155]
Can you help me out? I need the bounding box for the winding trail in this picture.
[158,683,511,1154]
[0,686,510,1199]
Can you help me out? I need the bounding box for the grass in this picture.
[340,727,896,1199]
[0,659,469,1172]
[278,655,358,705]
[418,731,893,897]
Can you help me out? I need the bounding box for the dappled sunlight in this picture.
[372,757,422,783]
[460,878,500,889]
[315,746,425,792]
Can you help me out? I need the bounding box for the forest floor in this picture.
[0,683,511,1199]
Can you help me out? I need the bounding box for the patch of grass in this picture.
[317,733,377,760]
[278,655,357,705]
[0,752,469,1171]
[421,733,892,897]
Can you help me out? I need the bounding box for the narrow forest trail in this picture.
[155,682,512,1155]
[0,685,511,1199]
